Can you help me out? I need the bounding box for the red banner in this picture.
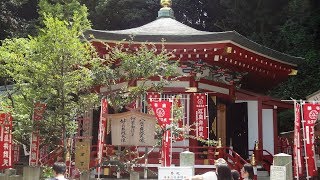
[147,92,160,115]
[150,98,172,167]
[29,102,46,166]
[29,132,40,166]
[39,145,48,164]
[33,102,47,121]
[12,143,20,164]
[151,100,172,128]
[0,113,13,169]
[293,102,303,178]
[98,98,108,163]
[302,103,320,177]
[192,93,208,139]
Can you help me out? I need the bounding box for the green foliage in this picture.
[0,13,98,147]
[278,109,294,133]
[91,41,180,112]
[41,166,54,179]
[38,0,91,31]
[81,0,158,30]
[0,0,38,41]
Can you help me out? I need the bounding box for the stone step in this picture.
[257,177,270,180]
[257,170,269,177]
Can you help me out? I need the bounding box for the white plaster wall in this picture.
[262,109,274,155]
[236,100,259,153]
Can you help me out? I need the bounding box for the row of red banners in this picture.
[0,113,20,169]
[93,92,210,169]
[294,102,320,179]
[148,93,209,167]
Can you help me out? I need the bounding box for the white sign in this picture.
[108,111,157,146]
[270,165,286,180]
[158,167,194,180]
[307,90,320,102]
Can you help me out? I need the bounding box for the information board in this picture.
[158,166,194,180]
[270,166,286,180]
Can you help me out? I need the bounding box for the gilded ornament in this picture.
[161,0,172,7]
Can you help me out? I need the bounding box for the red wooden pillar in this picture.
[189,76,199,154]
[257,98,263,163]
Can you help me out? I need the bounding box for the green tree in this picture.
[0,13,98,148]
[0,0,182,154]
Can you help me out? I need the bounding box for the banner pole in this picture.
[170,97,173,166]
[206,93,209,143]
[300,100,310,179]
[293,100,299,180]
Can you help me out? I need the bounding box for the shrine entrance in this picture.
[227,102,249,159]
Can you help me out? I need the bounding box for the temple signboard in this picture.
[106,111,157,146]
[307,90,320,102]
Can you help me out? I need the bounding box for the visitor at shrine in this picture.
[216,163,232,180]
[231,169,240,180]
[49,162,68,180]
[240,163,254,180]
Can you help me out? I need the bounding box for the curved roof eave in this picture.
[84,29,302,67]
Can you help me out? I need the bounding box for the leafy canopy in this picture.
[0,12,98,145]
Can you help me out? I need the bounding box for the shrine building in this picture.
[84,0,302,170]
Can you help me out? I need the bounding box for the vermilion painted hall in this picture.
[80,0,302,177]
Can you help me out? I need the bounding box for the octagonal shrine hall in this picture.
[78,0,302,176]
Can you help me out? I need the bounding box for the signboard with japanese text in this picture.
[0,113,13,169]
[307,90,320,102]
[75,140,90,171]
[158,166,194,180]
[270,166,286,180]
[192,93,208,139]
[302,103,320,177]
[107,111,157,146]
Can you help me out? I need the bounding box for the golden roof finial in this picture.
[161,0,172,8]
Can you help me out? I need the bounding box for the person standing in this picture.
[216,164,232,180]
[240,163,254,180]
[50,162,68,180]
[231,169,240,180]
